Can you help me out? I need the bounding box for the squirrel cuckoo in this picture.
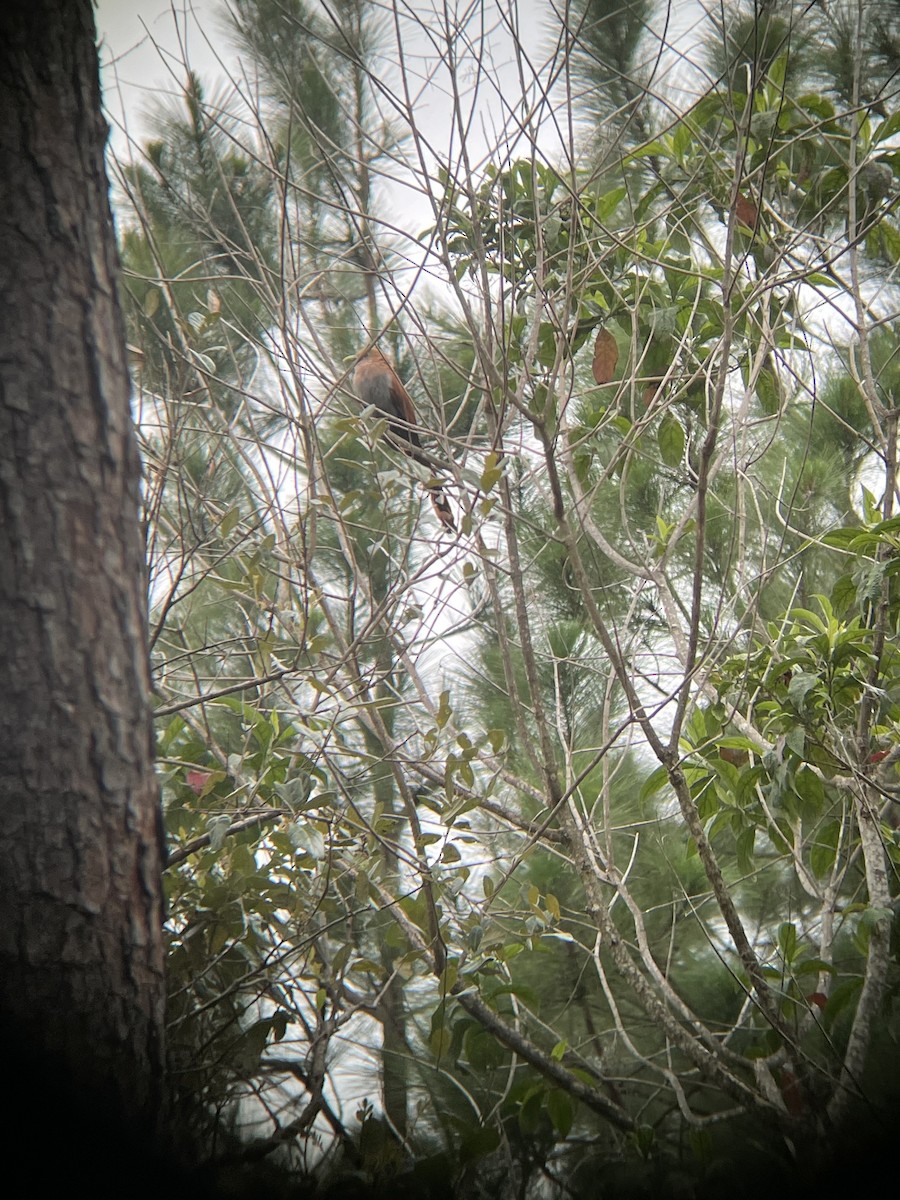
[353,347,455,530]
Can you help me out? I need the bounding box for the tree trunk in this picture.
[0,0,165,1143]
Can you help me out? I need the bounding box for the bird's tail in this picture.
[426,483,455,531]
[406,443,455,531]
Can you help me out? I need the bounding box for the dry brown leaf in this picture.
[643,378,663,406]
[735,191,760,231]
[592,328,618,384]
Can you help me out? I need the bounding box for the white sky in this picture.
[94,0,580,250]
[97,1,222,155]
[96,1,706,183]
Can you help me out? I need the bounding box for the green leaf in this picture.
[632,1124,655,1159]
[874,110,900,144]
[348,958,385,975]
[822,977,863,1029]
[207,814,231,852]
[792,766,823,820]
[778,922,798,963]
[658,413,685,466]
[798,93,835,120]
[518,1089,545,1135]
[464,1026,507,1070]
[436,689,452,729]
[830,573,856,616]
[596,185,627,222]
[788,672,818,711]
[641,764,669,802]
[626,139,666,162]
[480,451,504,492]
[458,1124,501,1164]
[547,1088,573,1137]
[756,366,780,415]
[671,120,692,160]
[793,958,836,976]
[487,728,506,753]
[860,905,893,930]
[430,1024,453,1057]
[810,819,841,878]
[804,272,840,289]
[736,826,756,875]
[787,720,806,758]
[821,526,862,549]
[143,286,161,317]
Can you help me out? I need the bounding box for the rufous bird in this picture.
[353,346,455,530]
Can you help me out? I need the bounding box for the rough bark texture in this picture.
[0,0,166,1134]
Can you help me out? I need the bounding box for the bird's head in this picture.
[347,345,391,367]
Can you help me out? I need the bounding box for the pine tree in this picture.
[114,1,900,1193]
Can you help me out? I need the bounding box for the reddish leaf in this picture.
[779,1069,805,1117]
[643,378,663,406]
[186,769,212,795]
[807,992,828,1010]
[592,328,618,384]
[735,191,760,231]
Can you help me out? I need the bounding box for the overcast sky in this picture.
[93,0,703,259]
[95,1,704,158]
[97,1,221,155]
[93,0,571,242]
